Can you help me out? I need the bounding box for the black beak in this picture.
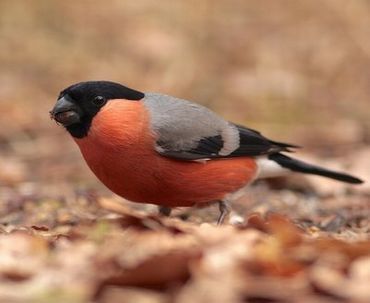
[50,96,81,126]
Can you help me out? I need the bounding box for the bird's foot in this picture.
[158,206,172,217]
[217,200,231,225]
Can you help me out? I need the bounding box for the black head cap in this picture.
[51,81,145,138]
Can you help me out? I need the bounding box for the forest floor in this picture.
[1,2,370,302]
[0,146,369,303]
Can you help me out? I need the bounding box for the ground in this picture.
[0,1,369,302]
[0,149,369,303]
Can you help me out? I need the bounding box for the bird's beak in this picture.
[50,96,81,126]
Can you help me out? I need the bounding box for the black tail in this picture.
[268,153,363,184]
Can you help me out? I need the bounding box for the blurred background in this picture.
[0,3,369,302]
[0,0,369,193]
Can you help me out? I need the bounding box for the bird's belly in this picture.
[76,139,257,206]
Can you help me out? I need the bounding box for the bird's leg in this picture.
[158,206,172,217]
[217,200,231,225]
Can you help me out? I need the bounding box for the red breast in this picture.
[75,99,258,207]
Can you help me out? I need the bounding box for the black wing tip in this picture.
[280,146,300,153]
[267,140,301,154]
[270,141,301,150]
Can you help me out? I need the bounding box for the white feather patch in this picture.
[193,158,210,163]
[218,124,240,156]
[256,158,289,178]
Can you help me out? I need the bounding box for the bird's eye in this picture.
[92,96,106,107]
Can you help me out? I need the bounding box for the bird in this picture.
[50,81,363,224]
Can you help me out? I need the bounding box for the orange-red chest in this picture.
[74,100,257,207]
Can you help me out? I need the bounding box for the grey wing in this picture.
[143,93,297,161]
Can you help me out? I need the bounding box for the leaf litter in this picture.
[0,2,369,301]
[0,171,368,303]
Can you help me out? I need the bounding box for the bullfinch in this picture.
[50,81,363,224]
